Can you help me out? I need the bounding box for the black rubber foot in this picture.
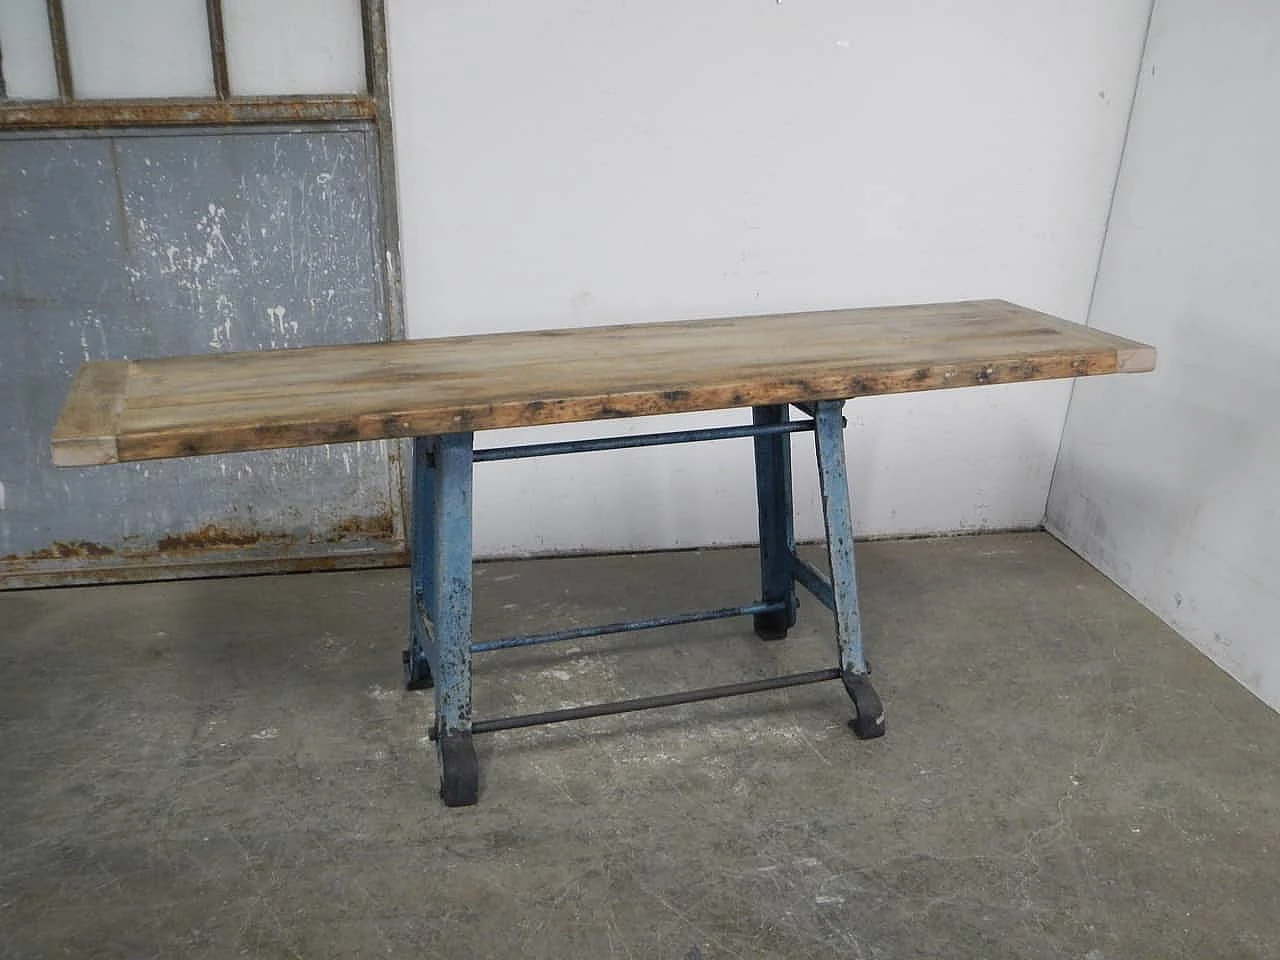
[753,610,790,641]
[402,647,433,690]
[437,731,479,807]
[841,671,885,740]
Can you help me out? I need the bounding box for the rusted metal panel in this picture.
[3,546,407,590]
[0,127,404,589]
[0,95,376,129]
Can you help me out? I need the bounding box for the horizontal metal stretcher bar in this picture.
[471,601,786,653]
[459,668,844,737]
[472,419,816,462]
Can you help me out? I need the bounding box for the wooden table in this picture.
[53,299,1154,805]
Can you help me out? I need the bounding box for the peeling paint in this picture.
[330,513,396,540]
[19,541,116,560]
[2,132,398,588]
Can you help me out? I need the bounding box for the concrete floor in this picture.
[2,531,1278,959]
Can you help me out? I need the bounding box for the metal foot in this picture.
[402,647,433,690]
[841,671,885,740]
[752,609,790,641]
[437,730,479,806]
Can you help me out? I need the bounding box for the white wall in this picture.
[386,0,1152,557]
[1048,0,1280,709]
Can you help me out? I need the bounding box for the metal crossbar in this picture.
[473,420,814,462]
[792,555,836,612]
[472,601,785,652]
[460,668,843,736]
[403,398,885,805]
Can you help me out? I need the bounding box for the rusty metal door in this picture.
[0,126,405,587]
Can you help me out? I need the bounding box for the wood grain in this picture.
[51,299,1155,466]
[51,361,132,466]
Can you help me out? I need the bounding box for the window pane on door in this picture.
[0,0,59,99]
[63,0,214,99]
[223,0,364,96]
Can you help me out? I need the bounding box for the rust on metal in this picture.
[5,541,115,561]
[0,95,376,130]
[1,549,407,590]
[3,511,404,585]
[329,512,395,540]
[156,524,264,552]
[205,0,230,100]
[359,0,408,343]
[46,0,74,100]
[3,515,396,571]
[149,513,394,552]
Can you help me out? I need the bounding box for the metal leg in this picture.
[401,412,880,804]
[813,401,885,740]
[404,437,436,690]
[408,432,479,806]
[752,405,797,640]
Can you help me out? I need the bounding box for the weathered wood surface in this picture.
[52,299,1155,466]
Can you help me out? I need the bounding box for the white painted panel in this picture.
[387,0,1151,556]
[1048,0,1280,710]
[222,0,364,96]
[63,0,213,98]
[0,0,58,98]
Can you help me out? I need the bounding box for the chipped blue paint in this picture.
[752,404,798,639]
[472,601,784,653]
[812,400,868,676]
[408,402,882,802]
[427,433,475,737]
